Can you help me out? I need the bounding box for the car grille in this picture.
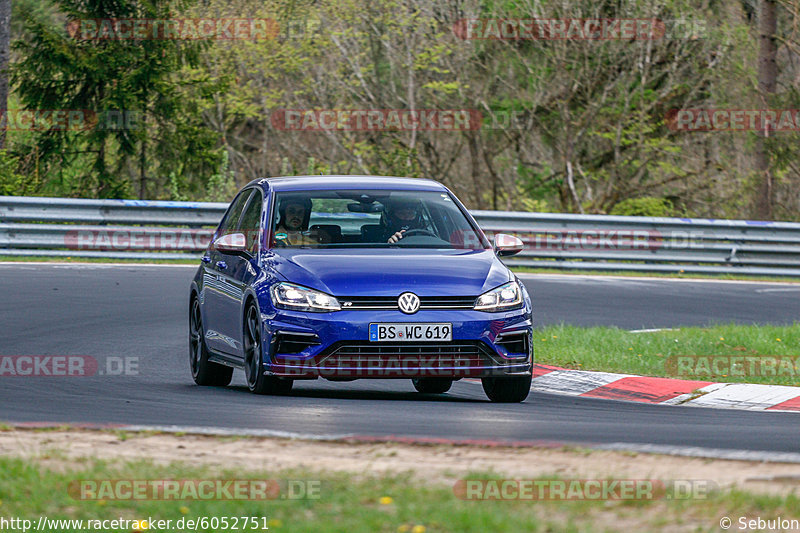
[314,341,503,368]
[338,296,476,310]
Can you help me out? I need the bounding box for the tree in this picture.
[754,0,778,219]
[0,0,10,150]
[11,0,219,198]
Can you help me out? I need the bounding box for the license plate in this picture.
[369,323,452,342]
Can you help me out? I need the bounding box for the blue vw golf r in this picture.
[189,176,533,402]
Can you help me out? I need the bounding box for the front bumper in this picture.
[261,307,533,379]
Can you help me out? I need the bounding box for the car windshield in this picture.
[270,189,491,249]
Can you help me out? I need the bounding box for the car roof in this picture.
[244,175,447,193]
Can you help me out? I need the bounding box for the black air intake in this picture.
[274,331,320,354]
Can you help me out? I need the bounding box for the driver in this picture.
[274,196,318,246]
[383,197,427,244]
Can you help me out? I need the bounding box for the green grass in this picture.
[1,455,799,532]
[535,324,800,385]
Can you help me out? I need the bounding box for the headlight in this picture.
[270,282,341,312]
[474,281,523,312]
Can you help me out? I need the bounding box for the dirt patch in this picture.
[0,429,797,495]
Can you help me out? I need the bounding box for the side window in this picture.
[217,190,252,237]
[238,192,263,254]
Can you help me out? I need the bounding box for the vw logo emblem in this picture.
[397,292,420,314]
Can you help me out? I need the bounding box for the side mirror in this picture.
[213,233,249,256]
[494,233,524,257]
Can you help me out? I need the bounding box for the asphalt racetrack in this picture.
[1,263,798,455]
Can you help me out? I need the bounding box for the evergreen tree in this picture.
[11,0,218,198]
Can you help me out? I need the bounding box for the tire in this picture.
[244,302,293,395]
[412,378,453,394]
[481,375,532,403]
[189,297,233,386]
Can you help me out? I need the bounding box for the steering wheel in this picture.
[401,228,437,238]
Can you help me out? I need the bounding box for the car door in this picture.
[213,189,264,359]
[203,188,253,355]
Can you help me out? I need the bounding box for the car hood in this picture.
[265,248,512,297]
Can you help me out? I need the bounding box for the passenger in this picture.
[274,197,318,246]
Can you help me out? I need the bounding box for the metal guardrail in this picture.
[2,196,800,276]
[0,196,229,226]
